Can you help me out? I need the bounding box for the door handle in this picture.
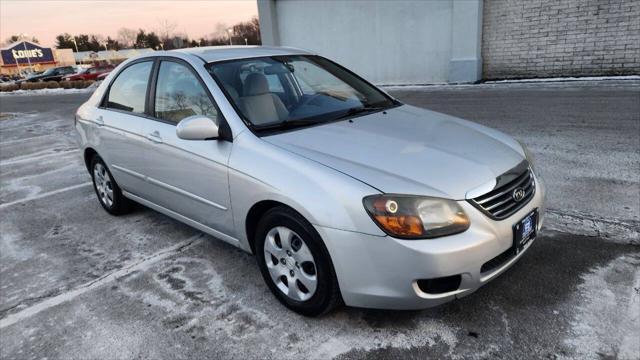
[146,130,163,143]
[95,116,104,127]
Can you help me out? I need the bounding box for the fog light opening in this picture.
[416,275,462,294]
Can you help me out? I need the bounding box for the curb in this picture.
[545,209,639,245]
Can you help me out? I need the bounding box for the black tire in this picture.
[90,155,133,215]
[255,206,342,316]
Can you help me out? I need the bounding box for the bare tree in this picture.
[212,23,229,38]
[3,35,39,46]
[157,19,177,41]
[117,27,137,48]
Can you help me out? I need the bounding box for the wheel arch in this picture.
[245,199,308,255]
[83,147,98,172]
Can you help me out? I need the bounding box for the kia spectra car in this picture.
[75,46,545,316]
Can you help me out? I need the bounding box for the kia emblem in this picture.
[512,187,526,202]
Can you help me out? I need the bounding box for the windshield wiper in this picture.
[336,105,386,120]
[252,118,323,132]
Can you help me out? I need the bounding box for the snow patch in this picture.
[312,317,459,359]
[564,254,640,359]
[0,222,33,263]
[119,253,461,359]
[486,75,640,83]
[0,87,95,97]
[381,75,640,90]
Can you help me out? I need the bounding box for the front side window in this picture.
[106,61,152,114]
[207,55,396,132]
[154,61,218,124]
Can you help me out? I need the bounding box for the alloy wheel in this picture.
[93,163,114,208]
[263,226,318,301]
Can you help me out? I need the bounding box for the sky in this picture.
[0,0,258,47]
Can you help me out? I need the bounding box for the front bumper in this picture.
[316,173,546,310]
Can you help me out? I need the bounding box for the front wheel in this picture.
[255,207,342,316]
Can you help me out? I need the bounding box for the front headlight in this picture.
[363,195,470,239]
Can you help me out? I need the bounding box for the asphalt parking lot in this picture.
[1,81,639,359]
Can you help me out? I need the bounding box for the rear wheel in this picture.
[90,155,133,215]
[255,207,341,316]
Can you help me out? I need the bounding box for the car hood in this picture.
[264,105,525,199]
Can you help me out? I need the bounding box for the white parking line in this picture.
[0,150,77,167]
[0,133,56,146]
[0,116,68,129]
[0,234,204,329]
[0,182,92,210]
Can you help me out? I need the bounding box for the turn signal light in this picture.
[374,214,423,237]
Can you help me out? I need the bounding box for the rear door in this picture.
[94,60,154,194]
[141,59,234,234]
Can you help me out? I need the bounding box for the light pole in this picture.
[71,37,81,64]
[12,51,22,77]
[71,37,79,52]
[19,33,33,73]
[226,28,233,45]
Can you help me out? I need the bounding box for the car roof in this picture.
[171,45,315,63]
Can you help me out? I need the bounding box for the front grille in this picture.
[469,161,535,220]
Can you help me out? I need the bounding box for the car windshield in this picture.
[41,68,56,76]
[207,55,397,133]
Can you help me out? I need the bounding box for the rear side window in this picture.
[106,61,153,114]
[154,61,218,124]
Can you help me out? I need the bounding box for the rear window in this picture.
[106,61,153,114]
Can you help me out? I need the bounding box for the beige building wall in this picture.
[54,48,75,66]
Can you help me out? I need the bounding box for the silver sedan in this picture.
[75,46,546,316]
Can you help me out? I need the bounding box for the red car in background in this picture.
[63,65,114,81]
[96,71,111,81]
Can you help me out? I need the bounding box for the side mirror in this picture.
[176,115,219,140]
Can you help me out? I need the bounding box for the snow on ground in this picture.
[564,254,640,359]
[1,83,638,360]
[486,75,640,83]
[380,75,640,91]
[0,87,95,97]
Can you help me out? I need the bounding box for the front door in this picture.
[141,59,234,235]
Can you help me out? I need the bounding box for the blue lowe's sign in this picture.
[1,41,55,66]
